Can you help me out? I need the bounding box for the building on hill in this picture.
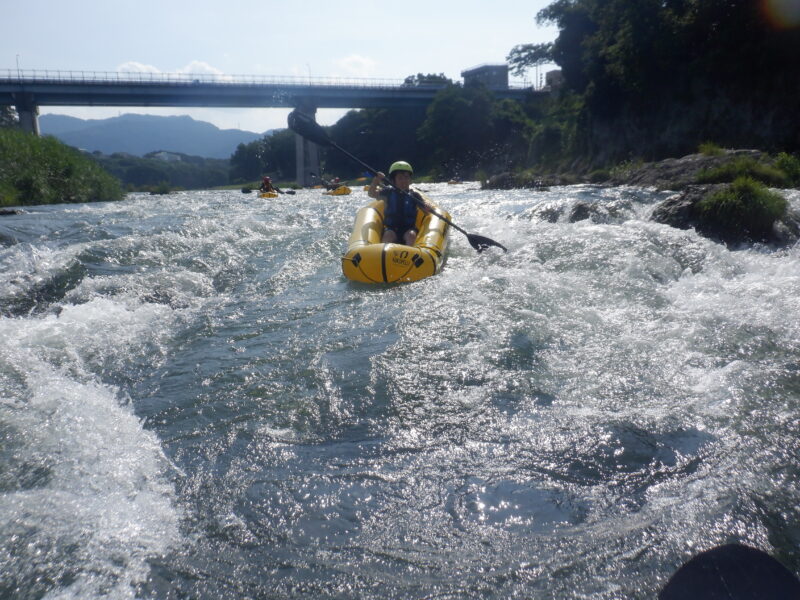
[150,151,183,162]
[461,64,509,89]
[545,70,564,91]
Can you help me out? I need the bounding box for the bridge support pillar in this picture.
[15,94,40,136]
[294,106,319,187]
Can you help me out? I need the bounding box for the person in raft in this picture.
[260,176,276,193]
[368,161,433,245]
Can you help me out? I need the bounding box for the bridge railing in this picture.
[0,69,533,90]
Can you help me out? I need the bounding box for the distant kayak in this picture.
[324,186,351,196]
[341,192,450,284]
[259,191,279,198]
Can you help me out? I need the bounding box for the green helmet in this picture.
[388,161,413,175]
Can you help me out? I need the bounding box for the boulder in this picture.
[483,172,515,190]
[610,150,766,190]
[651,184,800,248]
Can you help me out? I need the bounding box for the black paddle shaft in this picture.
[288,110,507,253]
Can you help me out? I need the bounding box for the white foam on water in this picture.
[0,241,86,307]
[0,298,183,599]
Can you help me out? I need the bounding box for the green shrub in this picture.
[698,141,725,156]
[696,157,788,187]
[0,128,123,206]
[609,159,644,181]
[0,179,20,207]
[695,176,788,239]
[588,169,610,183]
[148,181,173,195]
[775,152,800,186]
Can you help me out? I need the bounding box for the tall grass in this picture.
[0,128,123,206]
[775,152,800,187]
[695,176,788,239]
[695,156,788,187]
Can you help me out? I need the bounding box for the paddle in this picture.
[310,172,331,187]
[288,110,507,253]
[310,172,344,192]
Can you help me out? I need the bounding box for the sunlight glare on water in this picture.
[0,185,798,599]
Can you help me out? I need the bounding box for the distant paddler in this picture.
[258,175,295,196]
[313,173,351,196]
[259,175,276,194]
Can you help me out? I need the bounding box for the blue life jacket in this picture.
[383,188,419,232]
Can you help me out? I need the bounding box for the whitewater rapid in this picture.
[1,184,798,599]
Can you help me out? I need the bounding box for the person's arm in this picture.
[368,172,386,199]
[411,189,434,213]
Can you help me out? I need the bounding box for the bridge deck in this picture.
[0,70,539,110]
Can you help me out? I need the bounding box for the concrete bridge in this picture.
[0,69,542,185]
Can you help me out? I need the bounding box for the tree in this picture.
[418,85,506,177]
[228,129,297,183]
[523,0,800,164]
[402,73,452,86]
[507,42,554,77]
[324,105,430,177]
[1,106,18,128]
[229,140,266,182]
[261,129,296,180]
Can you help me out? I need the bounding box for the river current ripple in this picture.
[1,184,798,599]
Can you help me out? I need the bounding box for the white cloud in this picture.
[116,61,161,73]
[176,60,225,76]
[333,55,378,79]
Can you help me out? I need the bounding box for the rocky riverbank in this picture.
[484,149,800,248]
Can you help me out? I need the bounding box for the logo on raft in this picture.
[391,250,425,268]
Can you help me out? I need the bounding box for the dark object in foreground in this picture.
[659,543,800,600]
[287,109,506,254]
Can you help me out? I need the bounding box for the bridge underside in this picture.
[0,77,541,185]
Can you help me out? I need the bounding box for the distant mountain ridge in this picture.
[39,113,266,159]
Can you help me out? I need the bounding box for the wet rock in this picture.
[569,198,635,224]
[609,150,766,190]
[651,184,800,248]
[483,172,555,190]
[484,172,515,190]
[772,206,800,247]
[650,185,726,230]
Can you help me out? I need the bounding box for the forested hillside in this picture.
[508,0,800,166]
[232,1,800,181]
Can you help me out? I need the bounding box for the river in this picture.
[1,183,798,599]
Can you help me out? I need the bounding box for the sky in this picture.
[2,0,558,133]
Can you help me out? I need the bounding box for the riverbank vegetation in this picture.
[4,2,800,206]
[0,121,231,204]
[0,127,123,206]
[92,151,229,191]
[231,1,800,185]
[508,0,800,170]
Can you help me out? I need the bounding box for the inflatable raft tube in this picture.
[341,194,450,284]
[324,186,352,196]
